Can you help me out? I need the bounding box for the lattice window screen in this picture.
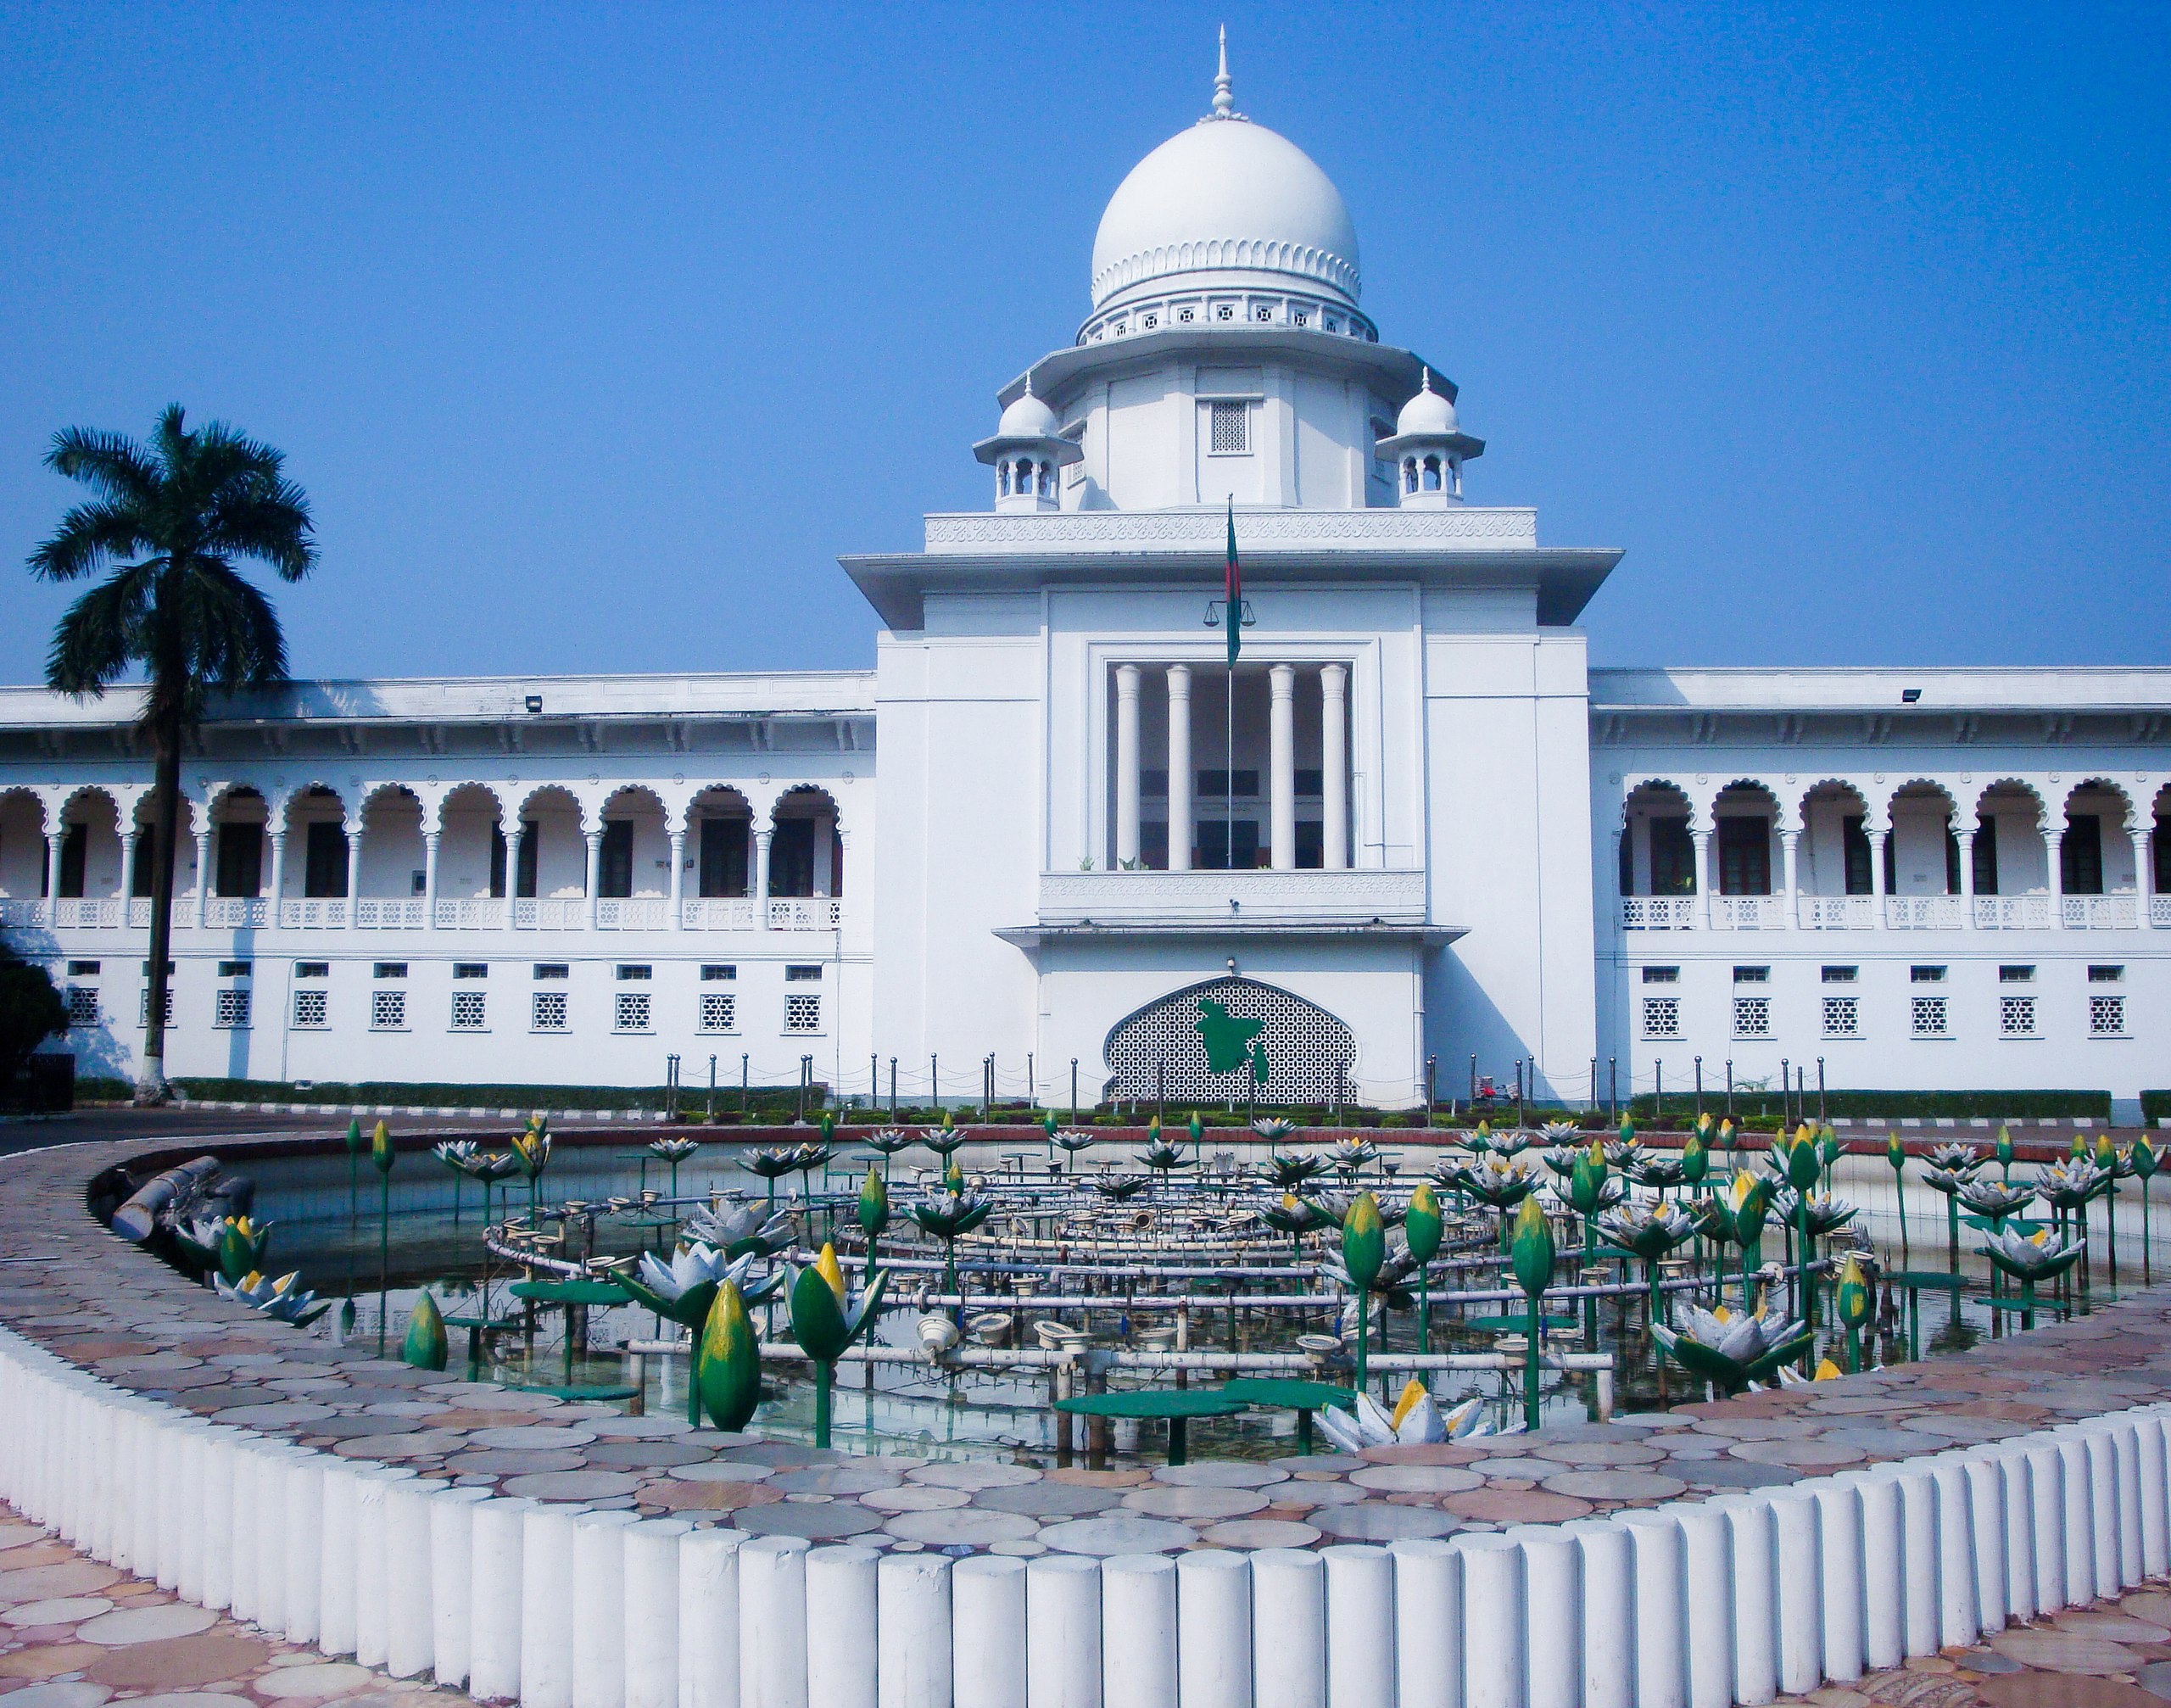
[1103,977,1354,1103]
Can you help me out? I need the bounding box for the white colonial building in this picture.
[3,62,2167,1113]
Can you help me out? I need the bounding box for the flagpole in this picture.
[1226,658,1236,870]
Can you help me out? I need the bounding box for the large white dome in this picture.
[1089,114,1361,313]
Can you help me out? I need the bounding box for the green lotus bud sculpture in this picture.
[789,1243,890,1447]
[1341,1192,1385,1388]
[403,1291,449,1371]
[1404,1181,1443,1348]
[1681,1127,1709,1189]
[609,1246,783,1423]
[1715,1171,1773,1304]
[2134,1135,2160,1280]
[343,1116,366,1225]
[370,1120,396,1355]
[1188,1112,1205,1152]
[695,1280,762,1432]
[1833,1253,1872,1371]
[1509,1196,1556,1430]
[1995,1124,2015,1179]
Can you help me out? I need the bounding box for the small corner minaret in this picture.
[1375,369,1485,507]
[973,378,1083,513]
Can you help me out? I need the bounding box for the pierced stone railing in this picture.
[432,898,507,929]
[1798,896,1873,929]
[1885,895,1966,930]
[767,896,842,930]
[353,898,426,929]
[203,897,268,928]
[1710,896,1785,929]
[596,897,670,930]
[682,898,758,930]
[511,898,586,930]
[278,898,348,929]
[1973,895,2052,930]
[1620,896,1697,930]
[2062,894,2139,930]
[51,899,122,928]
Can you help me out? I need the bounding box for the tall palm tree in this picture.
[29,405,316,1099]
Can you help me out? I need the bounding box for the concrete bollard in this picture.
[572,1509,641,1708]
[384,1474,440,1679]
[2055,1434,2096,1605]
[1929,1459,1979,1649]
[678,1527,750,1708]
[738,1536,812,1708]
[1026,1554,1102,1708]
[1845,1472,1904,1672]
[469,1498,537,1705]
[155,1417,184,1592]
[354,1464,417,1668]
[1766,1486,1821,1697]
[200,1426,237,1613]
[282,1450,326,1648]
[1324,1545,1395,1708]
[876,1550,952,1708]
[130,1404,163,1579]
[955,1555,1028,1708]
[1672,1501,1733,1708]
[1507,1527,1577,1708]
[1620,1509,1688,1708]
[429,1484,495,1688]
[523,1501,583,1708]
[1252,1548,1326,1708]
[1389,1539,1459,1708]
[2024,1436,2068,1614]
[622,1518,691,1708]
[1962,1455,2009,1636]
[1454,1533,1523,1708]
[226,1434,265,1627]
[806,1545,880,1708]
[1706,1496,1776,1708]
[2135,1410,2169,1581]
[1102,1555,1178,1708]
[174,1422,207,1601]
[2078,1425,2126,1594]
[1809,1481,1865,1683]
[1565,1517,1634,1708]
[2112,1416,2146,1589]
[1984,1445,2036,1625]
[318,1460,362,1657]
[1176,1549,1252,1708]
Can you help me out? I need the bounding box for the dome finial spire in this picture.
[1211,26,1234,117]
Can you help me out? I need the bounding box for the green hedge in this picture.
[1630,1087,2111,1121]
[170,1076,828,1115]
[2144,1091,2171,1125]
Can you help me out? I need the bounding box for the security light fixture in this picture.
[1900,688,1922,703]
[525,695,544,713]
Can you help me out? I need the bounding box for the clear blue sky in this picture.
[1,3,2164,687]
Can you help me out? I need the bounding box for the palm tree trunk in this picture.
[136,707,184,1102]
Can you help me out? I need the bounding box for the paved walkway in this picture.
[8,1499,2171,1708]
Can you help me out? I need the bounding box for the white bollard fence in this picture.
[6,1321,2171,1708]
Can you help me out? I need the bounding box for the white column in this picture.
[2050,827,2067,924]
[583,827,604,929]
[423,829,441,931]
[1690,826,1711,929]
[1320,662,1348,870]
[2146,824,2158,904]
[119,827,138,913]
[343,820,361,929]
[1868,824,1889,931]
[194,826,213,926]
[754,827,774,931]
[1114,663,1141,868]
[45,828,65,908]
[267,829,287,923]
[1779,826,1800,924]
[1269,662,1296,871]
[668,828,687,930]
[1166,665,1192,872]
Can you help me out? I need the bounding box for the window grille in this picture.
[1209,401,1248,453]
[615,991,652,1032]
[533,991,569,1032]
[2089,996,2127,1037]
[451,991,488,1031]
[138,988,174,1027]
[293,988,329,1030]
[1641,996,1682,1038]
[1911,996,1949,1037]
[65,987,98,1028]
[1733,996,1772,1037]
[66,960,99,977]
[785,992,823,1034]
[1999,996,2036,1037]
[295,961,330,979]
[1642,966,1678,984]
[214,989,252,1030]
[1822,996,1859,1037]
[700,991,737,1033]
[370,990,407,1030]
[1822,966,1857,983]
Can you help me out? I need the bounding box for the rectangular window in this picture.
[1733,996,1772,1037]
[516,822,539,898]
[1945,827,1962,894]
[374,963,408,980]
[293,987,329,1029]
[1842,815,1872,896]
[2089,995,2127,1036]
[533,963,569,979]
[370,989,407,1030]
[140,959,176,975]
[785,991,823,1033]
[215,822,263,897]
[1822,996,1860,1037]
[2157,815,2171,895]
[1140,769,1169,799]
[2062,814,2105,896]
[614,991,652,1032]
[2000,996,2036,1037]
[1999,965,2034,983]
[617,964,652,980]
[1197,770,1262,800]
[304,820,349,898]
[699,991,737,1033]
[131,832,153,897]
[1649,815,1697,895]
[1733,966,1769,984]
[489,822,507,899]
[1208,399,1248,453]
[533,990,569,1032]
[1140,820,1169,868]
[1910,966,1946,983]
[699,817,749,898]
[1293,819,1322,869]
[701,963,737,980]
[1642,966,1679,984]
[57,823,87,897]
[600,818,634,899]
[214,988,252,1030]
[295,961,330,979]
[1195,818,1261,870]
[1716,818,1772,896]
[65,987,99,1028]
[138,987,174,1027]
[1821,965,1857,983]
[2088,964,2124,982]
[1295,767,1324,797]
[1974,816,2001,896]
[451,991,488,1030]
[453,963,487,979]
[1911,996,1949,1037]
[409,868,427,896]
[66,959,100,977]
[770,818,816,896]
[217,960,252,979]
[1641,996,1682,1038]
[785,964,823,981]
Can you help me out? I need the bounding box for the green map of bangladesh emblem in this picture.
[1196,997,1268,1084]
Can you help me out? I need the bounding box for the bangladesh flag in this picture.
[1224,499,1242,667]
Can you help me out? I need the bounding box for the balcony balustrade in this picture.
[0,899,45,927]
[596,898,669,930]
[353,898,427,929]
[203,898,268,928]
[1621,896,1698,930]
[2062,894,2138,930]
[2155,896,2171,929]
[512,898,586,930]
[279,898,347,929]
[433,898,507,930]
[767,896,842,930]
[1797,896,1872,929]
[52,900,121,928]
[682,899,758,930]
[1710,896,1785,929]
[1885,896,1966,931]
[1974,895,2052,931]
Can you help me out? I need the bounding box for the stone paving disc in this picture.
[1152,1462,1289,1488]
[1262,1480,1368,1507]
[1045,1467,1150,1488]
[884,1509,1041,1546]
[1729,1437,1867,1469]
[502,1470,642,1500]
[1816,1426,1941,1455]
[1987,1630,2142,1674]
[1540,1469,1688,1501]
[972,1482,1122,1517]
[1312,1502,1459,1541]
[444,1449,588,1476]
[252,1662,381,1697]
[734,1502,885,1540]
[332,1429,471,1460]
[720,1442,840,1467]
[469,1424,598,1449]
[1121,1485,1269,1521]
[81,1633,273,1691]
[1904,1414,2024,1443]
[1529,1439,1665,1466]
[2,1597,114,1627]
[905,1460,1041,1489]
[588,1415,695,1438]
[1269,1454,1365,1475]
[1464,1456,1560,1480]
[767,1466,902,1495]
[1350,1464,1482,1493]
[0,1561,122,1599]
[1682,1460,1802,1489]
[586,1441,711,1468]
[2059,1613,2171,1641]
[1356,1443,1486,1465]
[76,1604,219,1645]
[0,1641,105,1681]
[1202,1518,1323,1548]
[1441,1488,1593,1523]
[638,1480,781,1513]
[861,1485,972,1514]
[0,1684,112,1708]
[1687,1415,1819,1440]
[1036,1515,1199,1555]
[669,1460,776,1482]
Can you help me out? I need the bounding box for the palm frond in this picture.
[28,499,159,583]
[43,427,161,510]
[47,570,155,696]
[182,559,289,692]
[202,474,316,581]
